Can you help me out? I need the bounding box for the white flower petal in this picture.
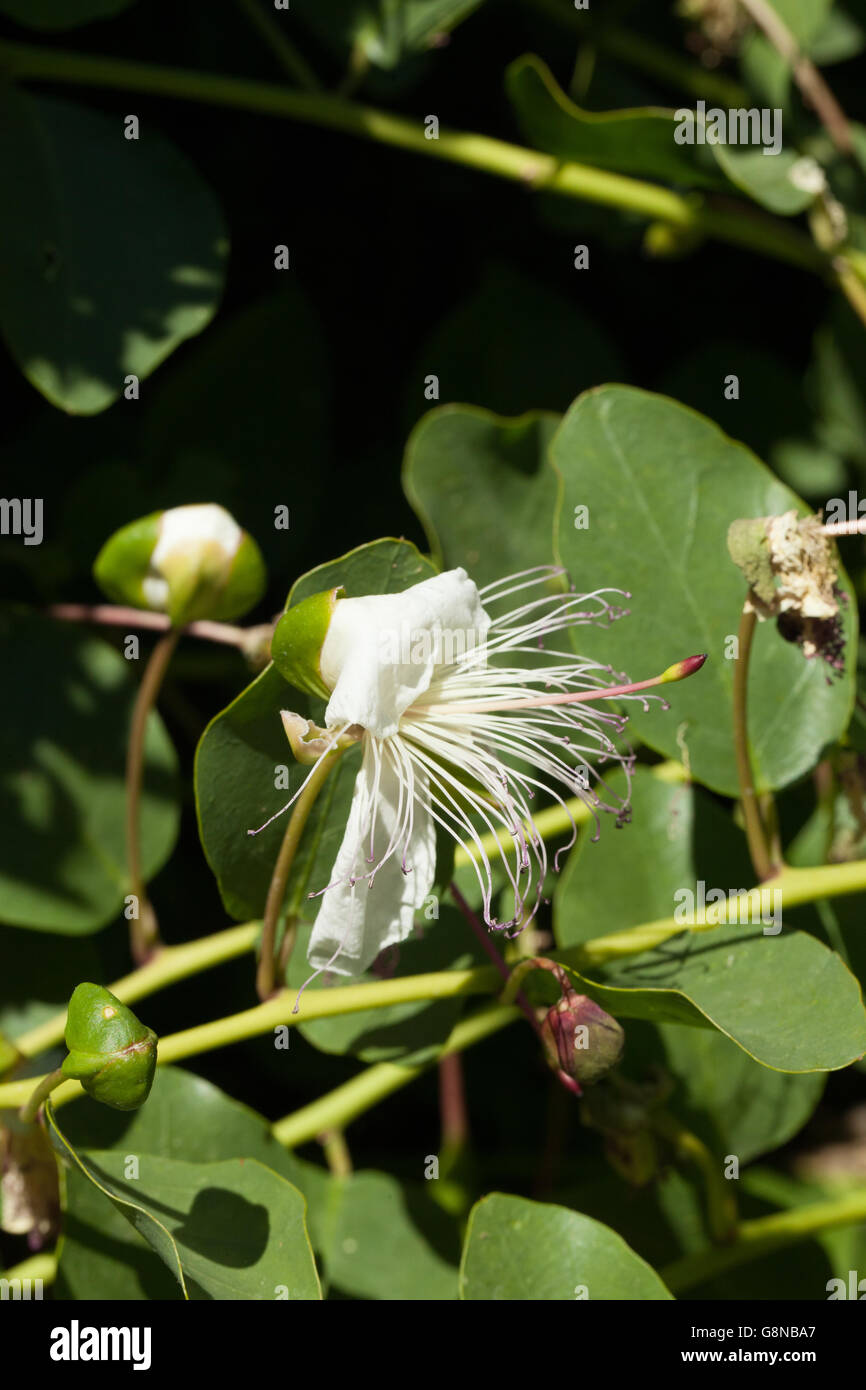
[320,567,490,737]
[141,575,170,610]
[308,749,436,976]
[151,503,242,574]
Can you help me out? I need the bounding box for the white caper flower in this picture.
[263,566,705,978]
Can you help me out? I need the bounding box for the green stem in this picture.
[715,860,866,911]
[319,1129,353,1177]
[126,628,181,963]
[661,1187,866,1293]
[157,967,499,1067]
[732,605,775,881]
[235,0,320,90]
[19,1067,65,1123]
[576,859,866,967]
[0,40,837,280]
[271,1003,517,1148]
[257,751,344,1000]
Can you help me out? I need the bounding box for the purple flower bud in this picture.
[539,991,624,1086]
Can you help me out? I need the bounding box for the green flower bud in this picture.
[61,985,157,1111]
[93,503,266,625]
[271,587,345,700]
[539,992,624,1087]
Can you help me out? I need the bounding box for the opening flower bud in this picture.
[539,991,624,1087]
[60,984,157,1111]
[94,503,267,625]
[271,587,345,700]
[280,710,361,764]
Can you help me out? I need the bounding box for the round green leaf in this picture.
[56,1065,327,1301]
[552,386,857,795]
[459,1193,673,1299]
[58,1066,458,1301]
[507,53,816,216]
[507,53,727,189]
[403,404,560,587]
[56,1166,181,1301]
[0,89,227,414]
[311,1170,459,1300]
[48,1103,322,1301]
[618,1014,826,1166]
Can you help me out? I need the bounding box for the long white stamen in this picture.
[248,721,350,836]
[401,736,531,924]
[478,565,566,601]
